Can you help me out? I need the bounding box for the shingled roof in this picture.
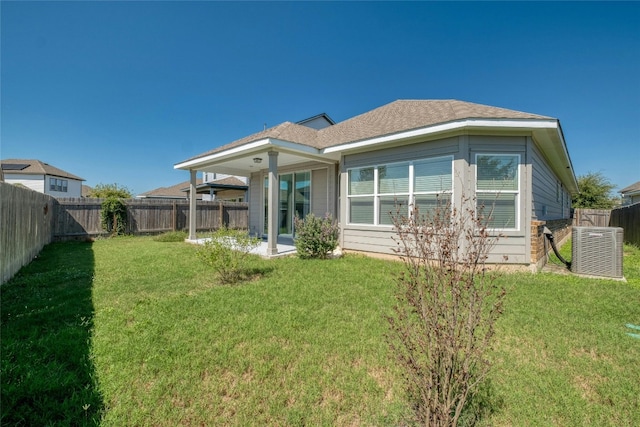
[138,179,204,199]
[316,99,550,149]
[181,99,553,162]
[619,181,640,195]
[1,159,84,181]
[138,177,248,199]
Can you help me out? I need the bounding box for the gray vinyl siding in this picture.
[311,168,328,217]
[340,134,531,265]
[530,142,570,220]
[310,164,337,218]
[342,228,397,254]
[342,137,460,169]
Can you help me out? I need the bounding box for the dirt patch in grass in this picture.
[574,374,607,403]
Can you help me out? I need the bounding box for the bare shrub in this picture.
[196,226,261,284]
[387,196,506,426]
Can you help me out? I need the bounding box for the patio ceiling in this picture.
[175,138,340,176]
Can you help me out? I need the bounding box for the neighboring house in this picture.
[619,181,640,205]
[82,185,94,198]
[200,173,249,201]
[138,179,205,200]
[1,159,84,198]
[137,175,248,201]
[175,99,578,269]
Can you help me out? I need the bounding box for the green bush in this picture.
[195,227,261,284]
[293,213,340,259]
[100,197,127,235]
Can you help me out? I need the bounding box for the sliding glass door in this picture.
[264,171,310,236]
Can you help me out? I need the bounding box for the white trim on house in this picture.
[346,155,454,227]
[175,138,272,169]
[474,153,522,232]
[323,118,559,154]
[174,137,335,171]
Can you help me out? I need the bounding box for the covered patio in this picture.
[174,129,339,256]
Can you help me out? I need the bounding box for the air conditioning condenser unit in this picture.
[572,226,624,279]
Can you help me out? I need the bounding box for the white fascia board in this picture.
[174,138,323,170]
[268,138,337,163]
[559,129,576,182]
[553,123,578,191]
[322,118,559,154]
[174,138,271,170]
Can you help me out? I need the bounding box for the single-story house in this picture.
[619,181,640,205]
[1,159,85,198]
[137,175,248,201]
[175,99,578,270]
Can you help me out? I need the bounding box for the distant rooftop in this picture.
[1,159,85,181]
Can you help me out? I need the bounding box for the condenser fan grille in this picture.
[572,226,623,278]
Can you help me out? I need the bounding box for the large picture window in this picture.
[475,154,520,230]
[347,156,453,225]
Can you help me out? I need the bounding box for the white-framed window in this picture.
[347,155,453,225]
[49,178,68,192]
[475,154,520,230]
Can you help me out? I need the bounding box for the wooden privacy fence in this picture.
[1,182,55,284]
[573,208,611,227]
[574,205,640,246]
[53,198,248,239]
[610,203,640,246]
[1,188,248,284]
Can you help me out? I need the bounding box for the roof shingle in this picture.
[179,99,554,163]
[1,159,85,181]
[619,181,640,194]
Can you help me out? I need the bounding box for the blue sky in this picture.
[2,1,638,195]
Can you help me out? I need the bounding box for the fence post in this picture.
[172,201,177,232]
[219,201,224,228]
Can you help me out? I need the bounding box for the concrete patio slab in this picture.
[186,237,296,258]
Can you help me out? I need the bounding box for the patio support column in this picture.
[188,169,197,240]
[267,151,279,256]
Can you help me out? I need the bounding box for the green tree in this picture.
[573,172,617,209]
[88,183,133,199]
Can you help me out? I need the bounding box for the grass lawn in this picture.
[2,236,639,426]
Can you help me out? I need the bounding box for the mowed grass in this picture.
[89,238,407,425]
[488,242,640,426]
[1,236,639,426]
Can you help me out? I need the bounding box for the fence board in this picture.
[52,198,248,239]
[610,202,640,246]
[1,182,54,284]
[1,190,248,283]
[573,208,611,227]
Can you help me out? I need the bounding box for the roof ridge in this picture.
[1,158,84,180]
[176,99,557,165]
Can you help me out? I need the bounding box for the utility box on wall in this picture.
[572,226,624,279]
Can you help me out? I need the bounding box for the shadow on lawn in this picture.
[1,241,103,426]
